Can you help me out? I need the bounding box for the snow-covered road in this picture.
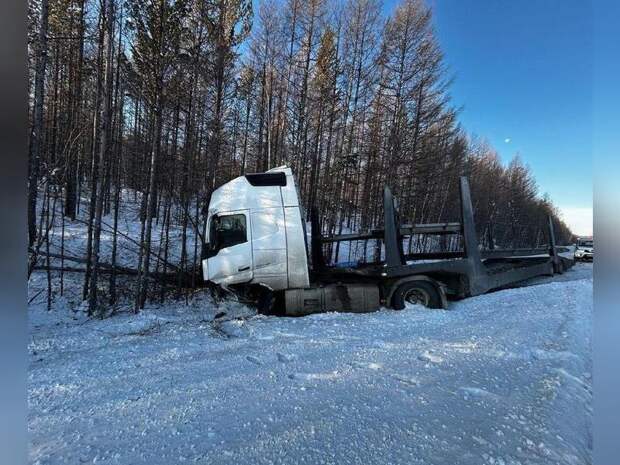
[28,264,592,465]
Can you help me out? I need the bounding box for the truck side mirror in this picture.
[202,238,221,260]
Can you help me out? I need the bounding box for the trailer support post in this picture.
[548,216,562,273]
[384,187,405,268]
[459,177,487,295]
[310,208,326,271]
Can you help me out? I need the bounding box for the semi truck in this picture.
[201,167,574,316]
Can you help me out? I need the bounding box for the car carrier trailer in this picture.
[201,167,574,316]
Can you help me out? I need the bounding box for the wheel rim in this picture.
[403,287,430,306]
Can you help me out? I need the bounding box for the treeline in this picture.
[27,0,572,313]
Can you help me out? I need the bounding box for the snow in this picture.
[38,189,199,270]
[28,263,592,465]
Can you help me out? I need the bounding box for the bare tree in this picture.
[28,0,50,248]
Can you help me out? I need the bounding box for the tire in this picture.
[391,281,442,310]
[256,288,275,314]
[256,289,286,316]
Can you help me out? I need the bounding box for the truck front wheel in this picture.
[256,289,286,316]
[391,281,442,310]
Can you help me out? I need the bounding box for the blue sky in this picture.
[249,0,604,234]
[384,0,595,235]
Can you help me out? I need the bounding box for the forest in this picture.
[27,0,573,316]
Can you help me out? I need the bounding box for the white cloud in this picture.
[558,206,593,236]
[504,138,511,143]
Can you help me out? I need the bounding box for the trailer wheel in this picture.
[392,281,442,310]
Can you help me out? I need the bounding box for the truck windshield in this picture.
[577,240,593,248]
[209,214,247,252]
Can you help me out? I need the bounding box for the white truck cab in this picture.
[202,167,310,292]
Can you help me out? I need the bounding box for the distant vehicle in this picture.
[574,236,593,261]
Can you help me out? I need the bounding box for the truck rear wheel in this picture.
[391,281,442,310]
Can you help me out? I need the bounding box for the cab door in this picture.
[205,211,253,285]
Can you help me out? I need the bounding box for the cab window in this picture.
[210,214,247,252]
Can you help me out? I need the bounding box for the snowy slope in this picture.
[37,189,199,270]
[28,264,592,465]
